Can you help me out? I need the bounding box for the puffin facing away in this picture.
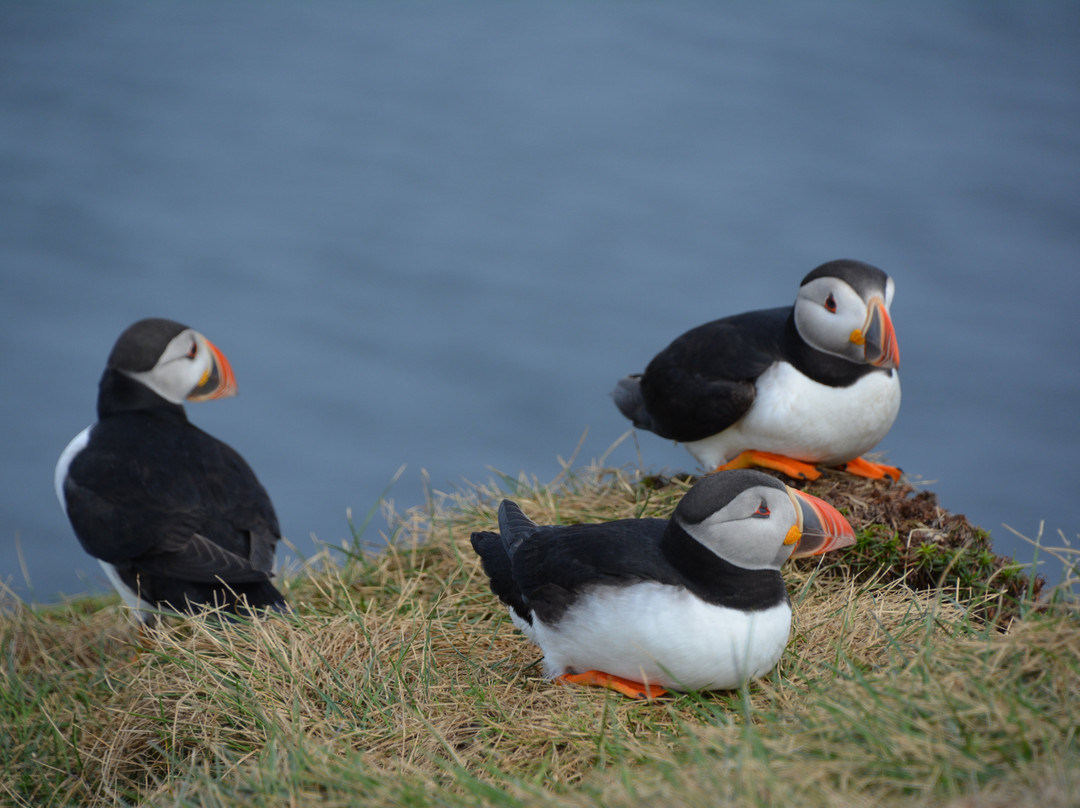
[471,470,855,698]
[614,259,901,481]
[55,318,288,621]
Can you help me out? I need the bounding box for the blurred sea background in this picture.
[2,2,1078,602]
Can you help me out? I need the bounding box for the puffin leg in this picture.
[836,456,901,481]
[557,670,668,700]
[716,450,822,481]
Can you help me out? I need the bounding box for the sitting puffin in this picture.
[470,469,855,698]
[54,318,288,621]
[613,259,901,481]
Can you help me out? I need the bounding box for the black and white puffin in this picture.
[54,318,287,621]
[470,469,855,698]
[613,259,901,481]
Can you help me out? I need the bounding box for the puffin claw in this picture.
[557,670,668,700]
[837,456,901,481]
[717,450,823,481]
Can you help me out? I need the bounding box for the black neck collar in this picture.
[660,521,789,611]
[97,368,188,422]
[782,311,885,387]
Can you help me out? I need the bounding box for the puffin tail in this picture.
[496,499,538,556]
[470,501,535,626]
[612,374,654,431]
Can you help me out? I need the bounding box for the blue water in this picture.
[2,3,1078,602]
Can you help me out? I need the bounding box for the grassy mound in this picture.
[2,465,1077,807]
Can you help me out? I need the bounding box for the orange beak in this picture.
[858,296,900,369]
[785,488,856,559]
[186,337,238,401]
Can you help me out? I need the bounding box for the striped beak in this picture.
[785,487,856,559]
[857,296,900,369]
[187,336,238,401]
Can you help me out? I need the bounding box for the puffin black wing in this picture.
[628,307,790,442]
[472,500,672,626]
[62,411,285,610]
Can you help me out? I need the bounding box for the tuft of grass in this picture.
[794,472,1048,619]
[1,465,1077,808]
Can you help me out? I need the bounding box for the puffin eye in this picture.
[824,293,837,313]
[186,342,198,359]
[752,501,770,518]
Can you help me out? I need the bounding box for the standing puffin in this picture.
[613,259,901,481]
[470,469,855,698]
[54,318,288,621]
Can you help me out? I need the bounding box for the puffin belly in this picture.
[533,582,793,691]
[685,362,900,468]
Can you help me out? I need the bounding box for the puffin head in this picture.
[673,470,856,570]
[107,318,237,405]
[793,259,900,369]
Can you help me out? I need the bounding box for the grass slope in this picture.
[2,465,1077,807]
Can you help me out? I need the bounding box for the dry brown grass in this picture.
[2,465,1077,807]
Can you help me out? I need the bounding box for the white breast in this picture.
[530,582,792,691]
[54,425,92,514]
[684,362,901,468]
[55,425,157,620]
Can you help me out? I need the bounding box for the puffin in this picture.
[470,469,855,698]
[54,318,288,621]
[613,259,901,481]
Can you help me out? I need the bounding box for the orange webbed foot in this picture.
[557,670,668,700]
[836,456,902,481]
[717,450,822,481]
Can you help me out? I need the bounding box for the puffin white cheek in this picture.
[772,536,797,567]
[796,305,860,361]
[745,520,791,569]
[693,520,784,571]
[163,364,201,402]
[125,352,208,404]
